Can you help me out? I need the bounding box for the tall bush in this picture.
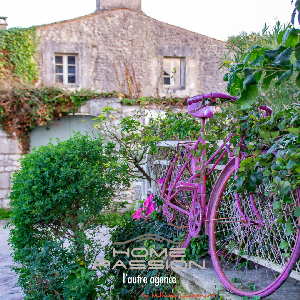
[8,133,131,299]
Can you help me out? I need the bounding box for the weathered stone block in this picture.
[8,155,21,161]
[0,138,22,154]
[0,129,7,137]
[0,189,9,199]
[89,97,121,117]
[0,160,12,167]
[0,173,10,189]
[13,161,21,167]
[5,166,18,172]
[1,198,11,209]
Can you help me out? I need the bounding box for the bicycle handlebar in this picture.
[187,93,272,116]
[187,93,238,105]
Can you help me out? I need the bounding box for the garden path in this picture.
[0,221,110,300]
[0,220,23,300]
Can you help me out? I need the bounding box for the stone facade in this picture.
[95,0,143,13]
[0,130,22,208]
[0,96,186,208]
[0,1,228,208]
[37,5,227,98]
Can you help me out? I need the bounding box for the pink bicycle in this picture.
[160,93,300,298]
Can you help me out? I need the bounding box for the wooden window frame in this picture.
[55,54,78,86]
[163,57,185,89]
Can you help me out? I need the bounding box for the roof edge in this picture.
[36,8,225,43]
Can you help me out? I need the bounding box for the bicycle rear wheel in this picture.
[209,163,300,298]
[161,150,200,247]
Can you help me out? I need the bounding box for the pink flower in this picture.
[133,208,143,220]
[146,201,155,215]
[143,193,154,207]
[157,178,165,185]
[133,193,155,220]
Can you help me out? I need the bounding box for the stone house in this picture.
[0,0,227,208]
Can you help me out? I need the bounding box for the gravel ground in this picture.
[0,220,111,300]
[0,221,23,300]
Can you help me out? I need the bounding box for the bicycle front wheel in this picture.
[209,163,300,298]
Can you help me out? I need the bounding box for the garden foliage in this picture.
[8,133,131,299]
[100,203,180,300]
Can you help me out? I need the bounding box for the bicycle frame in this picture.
[163,117,248,243]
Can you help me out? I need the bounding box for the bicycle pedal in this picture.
[176,181,196,191]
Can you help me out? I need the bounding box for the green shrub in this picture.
[100,197,187,300]
[0,208,12,220]
[8,133,131,299]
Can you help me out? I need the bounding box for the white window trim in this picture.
[163,57,185,89]
[55,54,78,86]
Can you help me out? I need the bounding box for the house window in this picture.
[163,57,185,88]
[55,54,78,85]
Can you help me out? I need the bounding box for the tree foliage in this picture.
[8,133,131,299]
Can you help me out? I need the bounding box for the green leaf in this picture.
[277,69,292,83]
[286,218,293,236]
[295,60,300,71]
[259,130,271,140]
[272,47,292,66]
[286,160,296,170]
[246,177,256,192]
[283,28,300,48]
[190,149,195,156]
[271,131,279,139]
[277,29,286,44]
[294,207,300,217]
[183,156,189,162]
[273,201,281,210]
[250,55,265,67]
[238,85,258,109]
[195,170,202,174]
[206,135,218,141]
[244,68,254,77]
[235,146,240,157]
[262,71,277,91]
[278,120,286,131]
[279,240,289,250]
[295,43,300,60]
[243,74,257,89]
[296,73,300,88]
[265,49,279,61]
[286,127,299,134]
[223,73,229,81]
[254,70,263,83]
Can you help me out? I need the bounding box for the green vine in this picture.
[0,87,119,153]
[0,27,40,83]
[121,96,187,107]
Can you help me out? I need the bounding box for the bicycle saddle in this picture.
[187,93,237,119]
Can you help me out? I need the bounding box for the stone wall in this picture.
[0,98,184,209]
[0,130,22,208]
[37,8,227,98]
[96,0,143,13]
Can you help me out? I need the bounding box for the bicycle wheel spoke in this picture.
[209,162,300,297]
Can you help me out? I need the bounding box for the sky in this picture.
[0,0,296,41]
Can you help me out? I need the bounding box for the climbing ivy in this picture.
[0,27,40,83]
[0,87,119,153]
